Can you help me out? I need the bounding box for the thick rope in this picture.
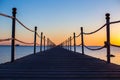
[36,32,41,38]
[0,38,12,42]
[0,13,14,19]
[110,44,120,47]
[76,43,81,46]
[83,24,106,35]
[110,20,120,25]
[0,13,35,33]
[15,18,35,32]
[36,43,40,46]
[84,45,105,51]
[15,38,34,44]
[75,33,81,38]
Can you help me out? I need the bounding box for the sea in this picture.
[0,46,120,65]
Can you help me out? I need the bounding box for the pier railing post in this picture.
[66,40,67,50]
[70,36,71,51]
[40,32,43,52]
[73,32,76,52]
[11,8,17,62]
[34,26,37,54]
[44,36,45,51]
[106,13,111,63]
[68,38,69,50]
[81,27,84,55]
[47,38,49,50]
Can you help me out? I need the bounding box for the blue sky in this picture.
[0,0,120,45]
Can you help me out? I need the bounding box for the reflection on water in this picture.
[0,46,120,65]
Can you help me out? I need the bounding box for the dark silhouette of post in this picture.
[44,36,45,51]
[47,38,49,50]
[11,8,17,62]
[40,32,43,52]
[81,27,84,55]
[73,32,76,52]
[106,13,111,63]
[34,26,37,54]
[66,40,68,50]
[66,40,67,50]
[70,36,72,51]
[68,38,69,50]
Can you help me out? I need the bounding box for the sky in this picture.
[0,0,120,46]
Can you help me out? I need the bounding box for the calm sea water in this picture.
[0,46,120,65]
[71,46,120,65]
[0,46,48,64]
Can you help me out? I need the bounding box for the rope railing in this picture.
[83,24,106,35]
[36,32,41,38]
[76,43,82,46]
[75,33,81,38]
[84,45,105,51]
[1,8,120,64]
[0,13,14,19]
[0,8,56,63]
[0,38,12,42]
[15,18,35,32]
[0,37,40,45]
[110,43,120,47]
[60,13,120,63]
[110,20,120,25]
[14,38,34,45]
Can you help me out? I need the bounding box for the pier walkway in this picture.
[0,47,120,80]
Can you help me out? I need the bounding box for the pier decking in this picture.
[0,47,120,80]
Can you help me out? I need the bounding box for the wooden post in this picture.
[40,32,43,52]
[11,8,17,62]
[68,38,70,50]
[47,38,49,50]
[66,40,68,50]
[44,36,45,51]
[73,32,76,52]
[65,40,67,49]
[34,26,37,54]
[81,27,84,55]
[106,13,111,63]
[70,36,71,51]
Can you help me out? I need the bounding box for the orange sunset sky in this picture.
[0,0,120,46]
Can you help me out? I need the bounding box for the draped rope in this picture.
[76,43,82,46]
[110,20,120,25]
[0,13,35,32]
[83,24,106,35]
[36,32,40,38]
[15,38,34,44]
[110,44,120,47]
[0,38,12,42]
[75,33,81,38]
[36,43,40,46]
[0,13,14,19]
[15,18,35,32]
[84,45,105,51]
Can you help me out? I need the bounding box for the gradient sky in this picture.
[0,0,120,45]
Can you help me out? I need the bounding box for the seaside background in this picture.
[0,0,120,65]
[0,46,120,65]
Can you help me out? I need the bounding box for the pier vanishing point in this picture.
[1,8,120,80]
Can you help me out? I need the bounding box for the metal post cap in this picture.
[12,8,17,13]
[106,13,110,19]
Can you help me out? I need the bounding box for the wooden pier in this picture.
[0,46,120,80]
